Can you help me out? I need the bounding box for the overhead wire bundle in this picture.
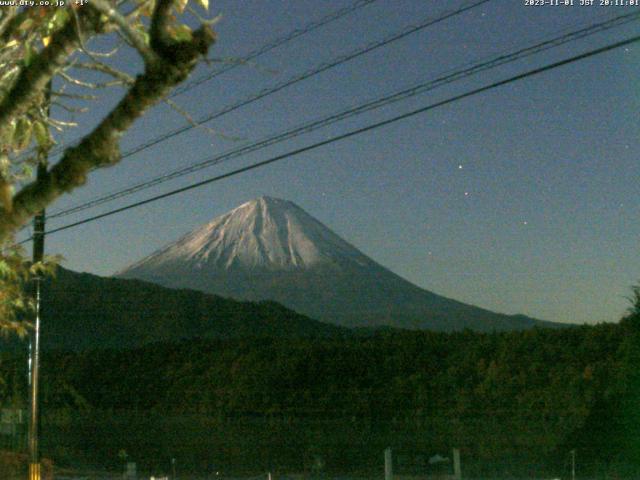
[44,9,640,222]
[26,30,640,242]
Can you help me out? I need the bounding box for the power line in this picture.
[170,0,381,98]
[43,0,493,165]
[118,0,493,158]
[17,0,493,237]
[26,32,640,242]
[20,0,381,163]
[46,9,640,220]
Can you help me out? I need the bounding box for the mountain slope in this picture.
[117,196,561,331]
[121,196,372,272]
[25,267,348,350]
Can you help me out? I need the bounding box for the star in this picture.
[464,191,470,197]
[458,164,463,170]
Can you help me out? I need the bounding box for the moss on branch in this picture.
[0,2,216,240]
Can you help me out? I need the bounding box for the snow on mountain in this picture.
[117,196,560,331]
[121,196,371,273]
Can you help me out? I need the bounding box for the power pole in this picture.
[28,81,51,480]
[571,449,576,480]
[28,165,45,480]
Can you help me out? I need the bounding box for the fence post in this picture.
[385,447,393,480]
[453,448,461,480]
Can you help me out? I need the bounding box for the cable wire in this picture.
[46,9,640,220]
[17,0,380,163]
[41,0,493,164]
[170,0,381,97]
[24,32,640,242]
[118,0,493,158]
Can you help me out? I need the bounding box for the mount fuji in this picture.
[116,196,559,331]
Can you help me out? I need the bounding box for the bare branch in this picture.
[0,7,25,43]
[125,2,147,22]
[97,79,132,88]
[71,6,123,60]
[186,6,222,27]
[52,91,99,101]
[72,61,134,84]
[48,118,79,128]
[80,42,123,59]
[0,0,215,240]
[0,9,98,127]
[163,98,241,142]
[90,0,159,64]
[163,97,222,139]
[59,71,100,89]
[46,122,64,133]
[52,101,89,114]
[0,7,18,36]
[59,70,131,89]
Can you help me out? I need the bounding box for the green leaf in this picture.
[13,118,32,151]
[18,18,34,31]
[170,24,193,42]
[33,121,51,149]
[0,259,11,278]
[18,163,33,181]
[135,23,151,45]
[176,0,188,13]
[0,120,16,150]
[49,9,69,31]
[23,43,35,68]
[0,154,10,176]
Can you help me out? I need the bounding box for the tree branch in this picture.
[0,2,215,240]
[90,0,160,64]
[0,7,23,42]
[73,61,134,84]
[0,10,93,127]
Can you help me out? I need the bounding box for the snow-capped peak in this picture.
[116,196,553,332]
[119,196,371,274]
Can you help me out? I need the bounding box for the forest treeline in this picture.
[1,313,639,477]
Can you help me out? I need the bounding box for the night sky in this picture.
[26,0,640,325]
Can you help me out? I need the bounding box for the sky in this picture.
[24,0,640,325]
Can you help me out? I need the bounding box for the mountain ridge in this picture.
[116,196,373,274]
[117,196,563,332]
[12,266,348,351]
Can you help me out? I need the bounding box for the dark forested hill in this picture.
[1,320,635,477]
[32,267,348,350]
[2,269,638,477]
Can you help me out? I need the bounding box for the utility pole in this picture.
[28,81,51,480]
[28,164,45,480]
[571,449,576,480]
